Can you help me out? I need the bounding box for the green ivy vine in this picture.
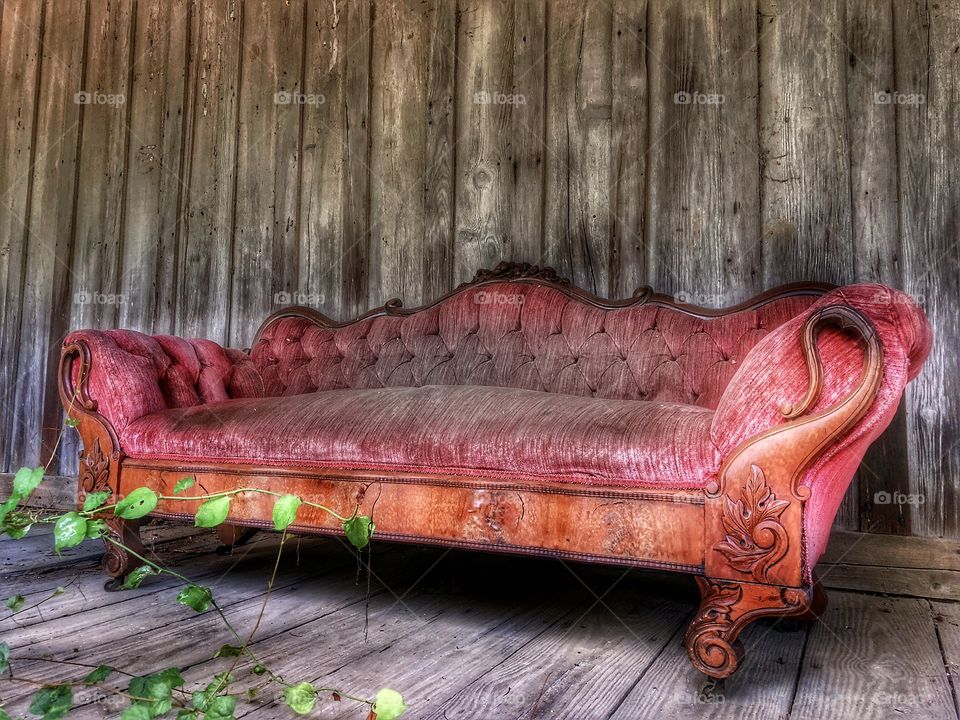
[0,443,406,720]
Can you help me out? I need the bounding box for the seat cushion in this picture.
[121,385,720,488]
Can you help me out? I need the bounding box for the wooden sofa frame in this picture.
[58,264,882,680]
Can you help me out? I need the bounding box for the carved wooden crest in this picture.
[463,261,569,286]
[716,465,789,581]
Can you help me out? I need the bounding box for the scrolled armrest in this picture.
[712,284,930,459]
[708,284,931,582]
[778,304,883,421]
[59,330,265,437]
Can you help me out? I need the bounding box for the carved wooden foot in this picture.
[101,518,145,590]
[685,577,813,678]
[215,524,258,555]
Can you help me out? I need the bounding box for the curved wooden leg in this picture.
[216,524,258,555]
[685,577,813,678]
[101,518,145,591]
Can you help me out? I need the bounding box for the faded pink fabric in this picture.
[123,386,719,487]
[251,284,817,408]
[64,329,264,434]
[66,282,931,579]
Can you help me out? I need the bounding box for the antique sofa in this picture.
[58,263,931,679]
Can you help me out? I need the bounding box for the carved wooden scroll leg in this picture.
[102,518,146,591]
[685,577,813,678]
[215,524,258,555]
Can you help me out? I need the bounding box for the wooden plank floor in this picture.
[1,525,958,720]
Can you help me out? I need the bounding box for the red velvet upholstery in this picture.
[122,386,719,487]
[251,284,817,408]
[65,281,932,581]
[64,329,264,434]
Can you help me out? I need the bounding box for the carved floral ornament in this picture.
[716,464,789,581]
[80,437,111,495]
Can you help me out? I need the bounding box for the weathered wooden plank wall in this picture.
[0,0,957,540]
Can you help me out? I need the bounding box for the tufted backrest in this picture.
[250,282,823,409]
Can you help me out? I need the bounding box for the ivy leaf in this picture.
[128,669,183,717]
[5,594,25,612]
[0,492,20,527]
[54,512,87,554]
[0,708,12,720]
[120,704,151,720]
[28,684,73,720]
[154,667,185,688]
[119,565,159,590]
[204,695,236,720]
[175,711,197,720]
[176,584,213,613]
[64,418,80,428]
[272,495,301,531]
[192,673,232,712]
[283,683,316,716]
[372,688,407,720]
[86,518,107,539]
[13,466,44,498]
[195,496,230,528]
[0,641,9,673]
[342,515,375,551]
[252,664,268,676]
[3,511,33,539]
[172,477,195,495]
[206,671,232,693]
[115,488,158,520]
[82,490,111,513]
[83,665,114,685]
[213,644,243,659]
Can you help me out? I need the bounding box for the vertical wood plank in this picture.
[61,0,136,477]
[119,0,190,336]
[0,0,44,471]
[420,0,456,300]
[844,0,911,535]
[369,0,426,306]
[341,0,372,316]
[369,0,454,307]
[176,0,241,344]
[68,0,135,332]
[543,0,612,294]
[894,0,960,539]
[758,0,857,529]
[608,0,647,299]
[758,0,853,284]
[11,0,87,468]
[229,0,304,345]
[453,0,514,284]
[508,0,546,267]
[299,0,371,321]
[645,0,761,305]
[299,0,343,320]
